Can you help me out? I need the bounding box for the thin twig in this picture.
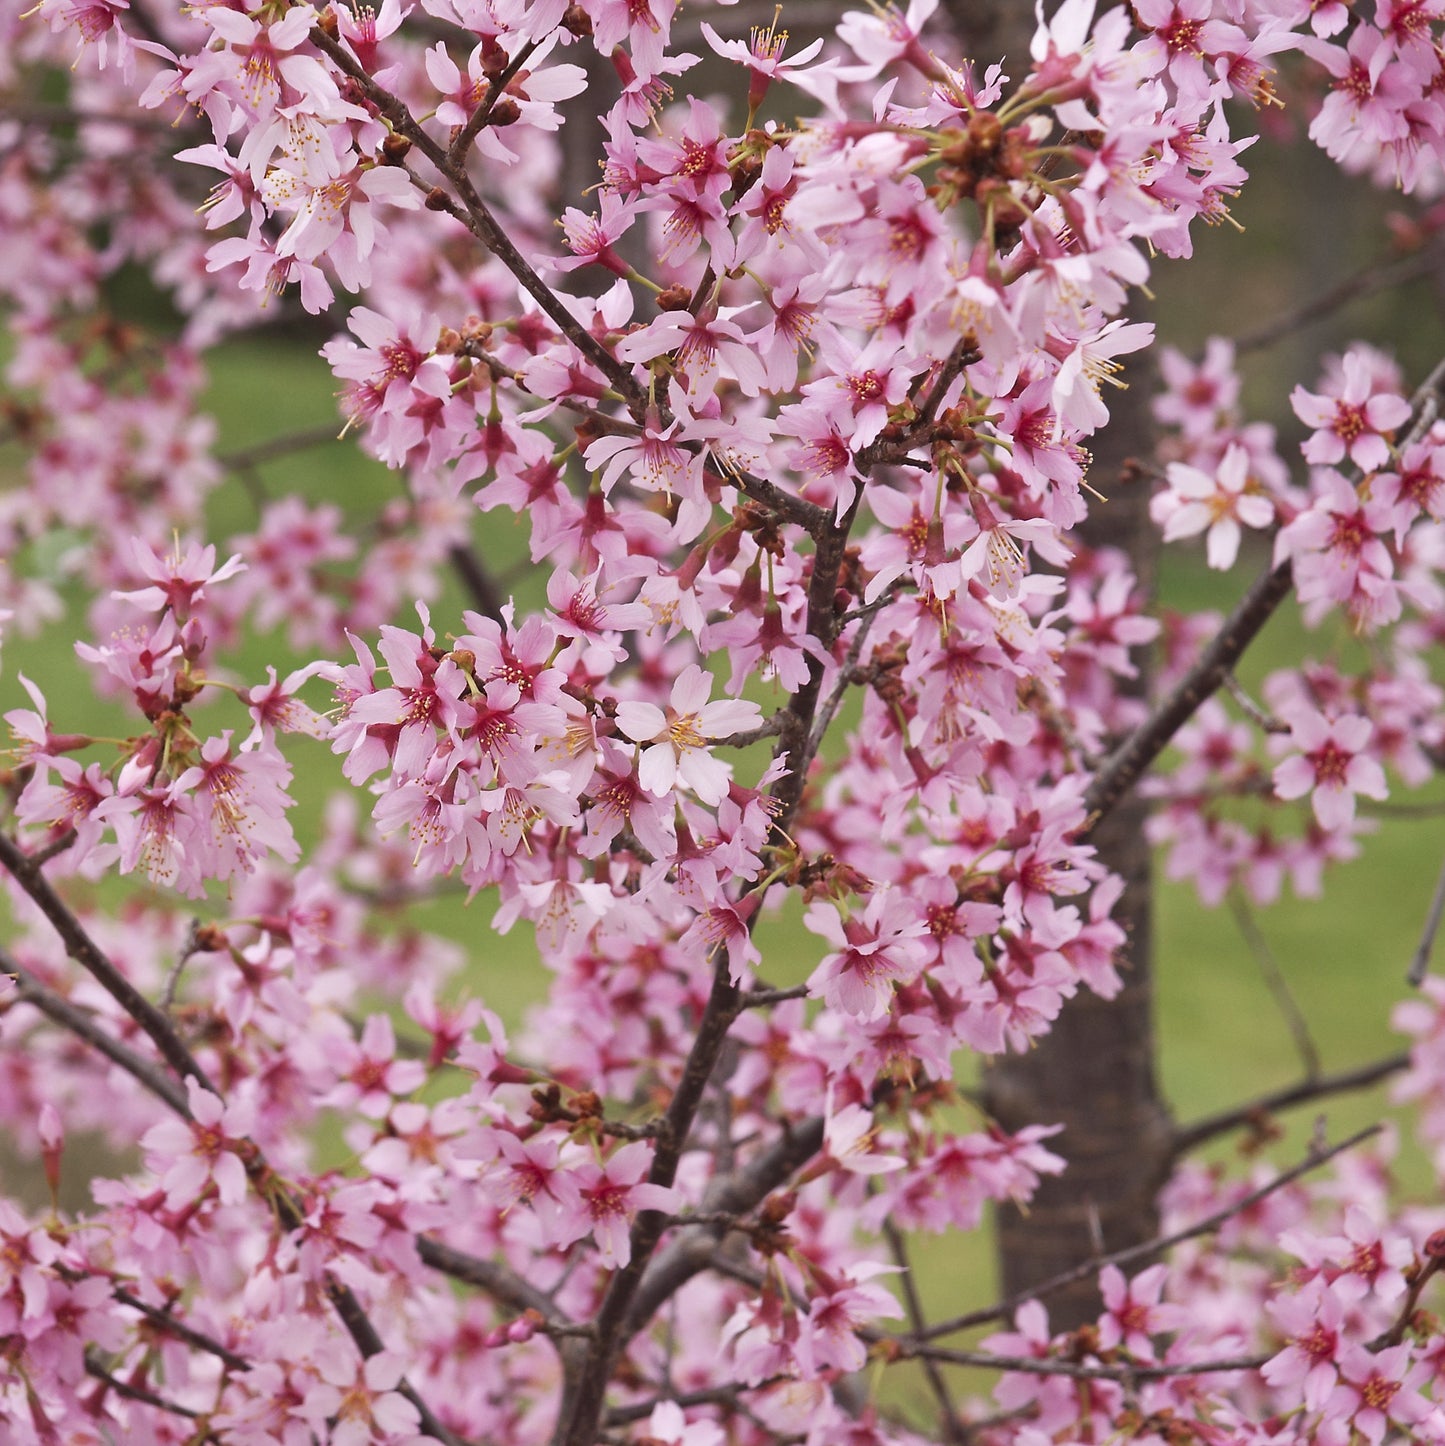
[446,39,539,167]
[1228,888,1320,1082]
[1222,672,1286,733]
[218,424,344,472]
[902,1344,1270,1382]
[0,848,470,1446]
[1168,1052,1410,1159]
[739,983,811,1008]
[84,1352,213,1432]
[1234,237,1445,356]
[4,951,190,1116]
[1407,850,1445,987]
[0,827,214,1089]
[111,1286,252,1374]
[883,1219,963,1443]
[416,1237,576,1326]
[904,1125,1381,1341]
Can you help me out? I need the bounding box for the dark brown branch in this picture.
[602,1378,788,1428]
[906,1125,1381,1342]
[447,542,507,624]
[111,1286,252,1374]
[1083,353,1445,835]
[623,1116,826,1334]
[883,1219,963,1443]
[416,1237,576,1325]
[446,39,539,167]
[1408,850,1445,987]
[0,842,469,1446]
[555,504,867,1446]
[1079,557,1294,836]
[0,832,213,1098]
[1168,1053,1411,1160]
[309,28,649,418]
[903,1344,1270,1382]
[739,983,811,1008]
[3,950,190,1116]
[84,1352,213,1431]
[1234,236,1445,356]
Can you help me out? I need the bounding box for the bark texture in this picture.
[981,356,1172,1326]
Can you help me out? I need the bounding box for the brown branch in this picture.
[739,983,811,1008]
[623,1116,826,1335]
[111,1286,252,1374]
[309,27,650,418]
[3,950,190,1116]
[447,542,507,624]
[218,424,344,472]
[0,832,214,1097]
[84,1352,214,1433]
[416,1237,577,1326]
[1083,352,1445,836]
[602,1378,789,1428]
[905,1125,1381,1342]
[1408,849,1445,987]
[446,39,539,168]
[0,842,469,1446]
[1079,556,1294,836]
[902,1344,1270,1382]
[1234,236,1445,356]
[554,504,867,1446]
[1228,888,1320,1082]
[1168,1053,1411,1160]
[883,1219,963,1443]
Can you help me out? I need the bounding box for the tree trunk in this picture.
[982,348,1172,1326]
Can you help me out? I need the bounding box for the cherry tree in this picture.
[4,1,1445,1444]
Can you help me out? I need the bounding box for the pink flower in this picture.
[1097,1263,1186,1361]
[141,1077,255,1209]
[1153,443,1275,569]
[1326,1343,1435,1445]
[1272,708,1387,830]
[804,890,928,1021]
[114,536,246,619]
[615,663,762,806]
[1262,1280,1347,1412]
[1292,349,1412,473]
[551,1141,681,1268]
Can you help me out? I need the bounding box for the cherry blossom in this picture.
[614,662,763,805]
[1272,708,1389,830]
[5,3,1445,1444]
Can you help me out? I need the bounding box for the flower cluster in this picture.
[3,1,1445,1445]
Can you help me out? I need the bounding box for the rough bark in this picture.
[982,349,1172,1324]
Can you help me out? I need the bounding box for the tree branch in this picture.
[308,28,649,418]
[623,1116,825,1335]
[1079,556,1294,836]
[1407,848,1445,987]
[1168,1054,1410,1160]
[3,949,190,1116]
[0,832,214,1097]
[904,1125,1381,1341]
[883,1219,963,1443]
[900,1343,1270,1381]
[1234,235,1445,356]
[1083,352,1445,836]
[416,1236,577,1325]
[447,542,507,624]
[0,842,470,1446]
